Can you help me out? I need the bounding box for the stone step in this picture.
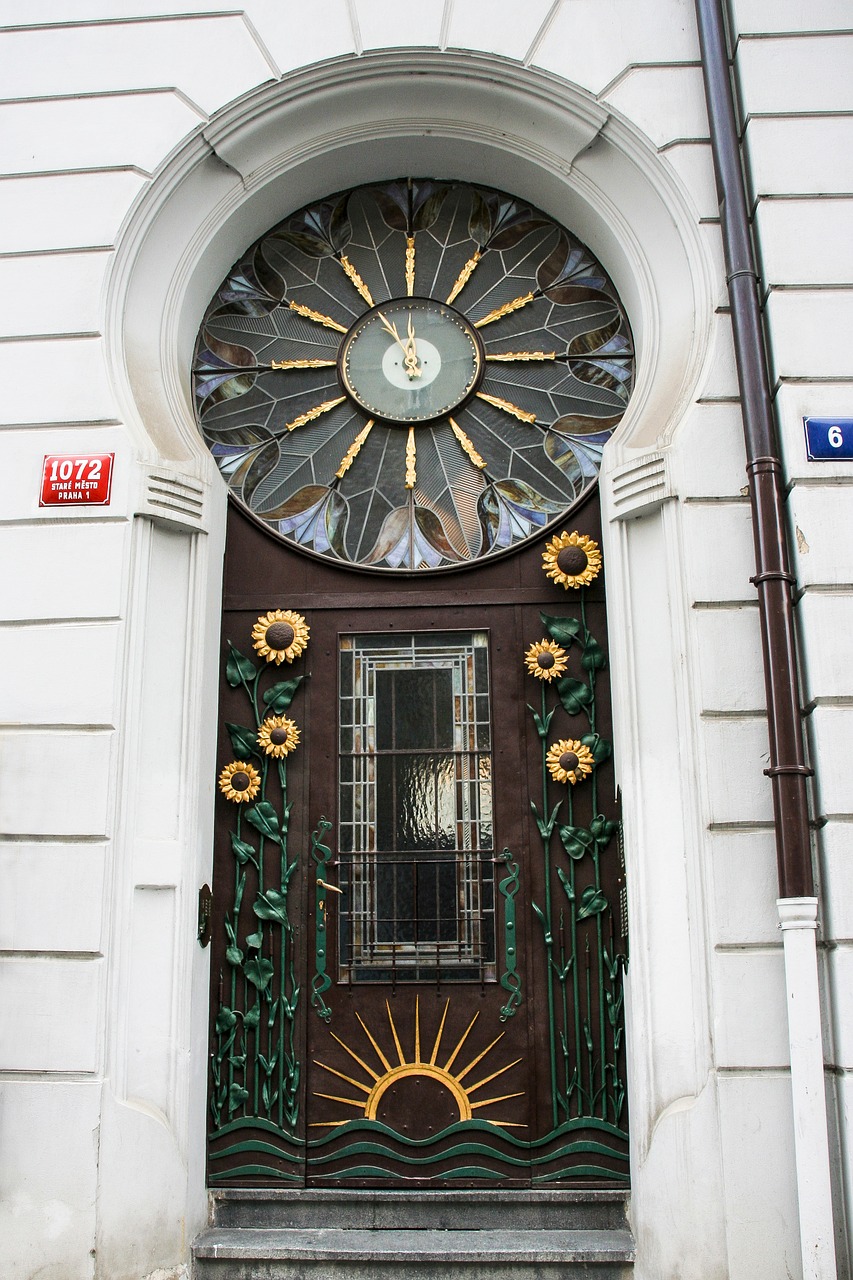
[211,1187,630,1232]
[193,1225,635,1279]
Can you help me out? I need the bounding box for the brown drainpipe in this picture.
[694,0,813,900]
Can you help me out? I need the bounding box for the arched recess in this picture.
[103,49,724,1276]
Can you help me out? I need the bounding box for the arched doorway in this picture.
[198,179,631,1187]
[107,51,716,1261]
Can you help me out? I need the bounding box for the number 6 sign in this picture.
[804,418,853,461]
[40,454,114,507]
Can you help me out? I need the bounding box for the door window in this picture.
[338,632,495,981]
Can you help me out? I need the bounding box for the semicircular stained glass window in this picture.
[192,179,634,573]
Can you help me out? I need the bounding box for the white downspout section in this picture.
[778,896,838,1280]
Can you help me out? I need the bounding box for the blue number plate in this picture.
[804,417,853,460]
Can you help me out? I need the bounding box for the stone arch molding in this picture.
[107,50,714,474]
[100,55,722,1273]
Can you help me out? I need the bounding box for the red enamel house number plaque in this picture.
[40,454,114,507]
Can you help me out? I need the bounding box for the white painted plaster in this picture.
[691,606,765,712]
[736,33,853,115]
[674,402,750,497]
[0,93,205,175]
[0,171,147,254]
[730,0,853,36]
[447,0,553,61]
[708,828,780,946]
[0,956,102,1071]
[0,252,110,338]
[0,336,116,423]
[756,199,853,287]
[0,16,275,112]
[357,0,445,51]
[745,116,853,199]
[0,843,106,953]
[533,0,699,97]
[0,524,128,621]
[717,1069,803,1278]
[681,500,757,602]
[0,622,120,725]
[0,729,114,837]
[0,1080,101,1280]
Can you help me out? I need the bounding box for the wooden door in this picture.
[207,498,628,1188]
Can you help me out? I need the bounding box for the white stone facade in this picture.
[0,3,850,1278]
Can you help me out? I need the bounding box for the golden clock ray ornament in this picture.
[193,178,633,572]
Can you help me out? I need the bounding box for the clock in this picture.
[193,179,633,572]
[339,298,483,424]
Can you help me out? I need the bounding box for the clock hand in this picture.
[377,311,407,353]
[403,314,422,380]
[377,311,422,380]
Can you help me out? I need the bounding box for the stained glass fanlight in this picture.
[192,179,634,572]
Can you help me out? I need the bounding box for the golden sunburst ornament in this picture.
[251,609,309,665]
[546,739,595,785]
[524,638,568,682]
[257,715,300,757]
[219,760,261,803]
[312,997,524,1130]
[542,531,602,589]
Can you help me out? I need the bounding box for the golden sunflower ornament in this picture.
[546,739,595,785]
[525,639,569,682]
[543,531,602,590]
[219,760,261,803]
[257,715,300,758]
[251,609,309,664]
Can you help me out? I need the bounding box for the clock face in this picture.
[340,299,483,424]
[193,179,634,573]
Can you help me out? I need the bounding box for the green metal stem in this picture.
[567,783,581,1116]
[541,680,559,1130]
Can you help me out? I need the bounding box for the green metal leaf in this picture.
[540,612,581,646]
[225,945,243,967]
[246,801,281,843]
[581,733,612,764]
[245,931,263,949]
[253,888,289,925]
[556,677,593,716]
[589,814,616,848]
[226,644,258,688]
[215,1007,237,1033]
[532,799,562,840]
[244,956,275,992]
[262,675,305,714]
[559,824,594,860]
[528,703,556,739]
[556,866,575,902]
[226,721,261,761]
[243,1001,261,1028]
[531,900,553,947]
[234,871,247,915]
[577,886,608,920]
[230,833,257,866]
[228,1084,249,1112]
[581,633,607,671]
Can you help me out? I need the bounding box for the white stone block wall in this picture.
[0,2,849,1278]
[733,2,853,1273]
